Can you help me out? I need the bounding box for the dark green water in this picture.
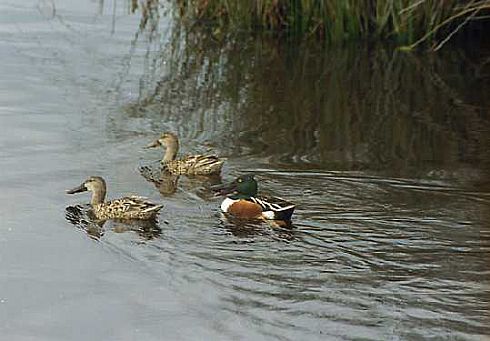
[1,1,489,340]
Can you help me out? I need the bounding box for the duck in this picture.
[212,175,295,221]
[144,132,225,176]
[66,176,163,220]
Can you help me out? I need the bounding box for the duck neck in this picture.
[90,188,106,206]
[162,140,179,163]
[231,193,254,200]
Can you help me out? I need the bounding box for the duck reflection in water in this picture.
[140,162,222,199]
[218,214,296,241]
[140,165,180,196]
[65,205,162,240]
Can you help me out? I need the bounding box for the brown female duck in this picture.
[145,132,225,176]
[66,176,163,220]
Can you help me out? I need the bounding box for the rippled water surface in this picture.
[1,1,490,340]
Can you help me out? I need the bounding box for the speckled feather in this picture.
[163,154,224,175]
[93,196,163,220]
[249,196,295,220]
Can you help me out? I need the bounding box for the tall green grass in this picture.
[173,0,490,49]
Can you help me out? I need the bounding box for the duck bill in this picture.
[211,181,237,196]
[66,183,87,195]
[144,140,160,149]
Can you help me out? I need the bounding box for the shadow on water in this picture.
[139,163,181,196]
[139,160,223,198]
[42,2,490,340]
[216,213,296,240]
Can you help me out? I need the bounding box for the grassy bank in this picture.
[172,0,490,49]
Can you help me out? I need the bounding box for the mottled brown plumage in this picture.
[164,154,224,175]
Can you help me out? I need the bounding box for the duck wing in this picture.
[249,196,295,221]
[171,155,225,175]
[111,196,163,216]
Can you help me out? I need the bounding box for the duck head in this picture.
[67,176,107,205]
[213,175,258,199]
[145,132,179,162]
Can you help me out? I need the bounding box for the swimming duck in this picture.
[145,132,225,176]
[213,175,295,221]
[66,176,163,220]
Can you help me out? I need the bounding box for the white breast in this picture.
[220,197,237,212]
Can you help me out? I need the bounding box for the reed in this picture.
[173,0,490,49]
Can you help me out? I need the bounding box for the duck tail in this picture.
[273,205,295,221]
[144,204,164,214]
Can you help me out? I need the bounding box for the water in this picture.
[1,1,489,340]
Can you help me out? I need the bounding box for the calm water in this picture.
[1,1,489,340]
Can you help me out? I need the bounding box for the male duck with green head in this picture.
[213,175,295,221]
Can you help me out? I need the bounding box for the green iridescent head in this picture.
[213,174,258,199]
[234,175,258,197]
